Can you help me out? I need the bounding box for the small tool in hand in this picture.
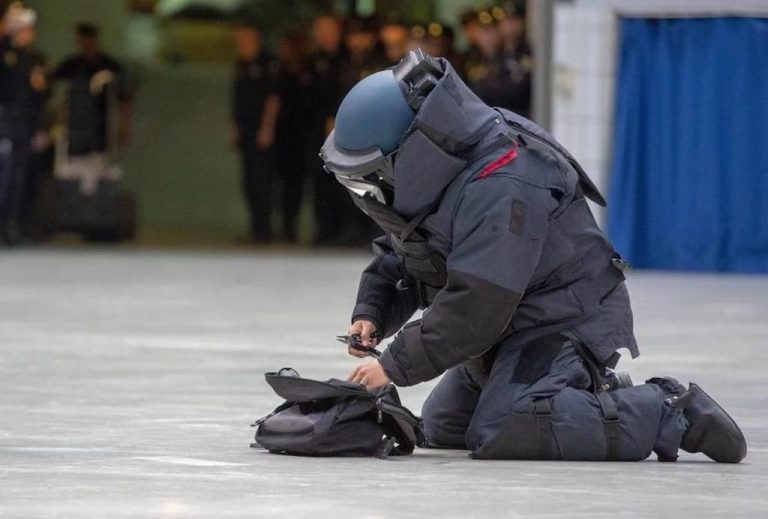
[337,333,381,358]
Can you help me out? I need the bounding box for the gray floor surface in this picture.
[1,249,766,518]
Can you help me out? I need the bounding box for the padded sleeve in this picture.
[352,236,421,339]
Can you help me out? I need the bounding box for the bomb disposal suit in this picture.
[320,51,747,462]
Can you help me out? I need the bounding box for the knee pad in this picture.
[470,398,556,459]
[421,401,469,449]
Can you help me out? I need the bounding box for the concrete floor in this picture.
[1,249,766,518]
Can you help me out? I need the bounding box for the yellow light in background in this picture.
[428,22,443,37]
[411,25,426,39]
[491,6,506,21]
[478,11,493,25]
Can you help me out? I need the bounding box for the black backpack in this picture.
[251,368,424,458]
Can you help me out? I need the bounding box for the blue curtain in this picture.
[609,18,768,273]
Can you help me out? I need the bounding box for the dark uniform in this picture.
[0,38,47,243]
[464,42,532,118]
[307,48,349,245]
[455,44,481,82]
[232,53,277,242]
[349,60,689,461]
[274,61,314,243]
[53,52,123,155]
[0,35,11,221]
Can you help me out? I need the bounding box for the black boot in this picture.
[646,376,685,396]
[648,377,747,463]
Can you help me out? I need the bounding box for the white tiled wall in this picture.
[552,2,618,227]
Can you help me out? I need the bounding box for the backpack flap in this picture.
[265,370,372,403]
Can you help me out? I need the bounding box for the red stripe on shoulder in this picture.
[475,145,519,181]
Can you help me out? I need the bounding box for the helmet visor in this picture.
[320,130,395,203]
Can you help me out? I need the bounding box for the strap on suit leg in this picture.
[534,398,553,459]
[596,392,620,460]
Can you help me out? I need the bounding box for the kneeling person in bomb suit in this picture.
[319,50,747,463]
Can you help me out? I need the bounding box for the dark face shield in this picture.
[320,129,395,205]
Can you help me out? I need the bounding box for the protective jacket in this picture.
[351,60,638,387]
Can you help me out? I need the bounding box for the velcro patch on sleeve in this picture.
[509,199,527,235]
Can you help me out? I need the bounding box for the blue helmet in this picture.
[334,70,415,155]
[320,50,443,204]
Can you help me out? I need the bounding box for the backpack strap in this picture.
[376,399,422,428]
[250,400,294,429]
[376,437,398,459]
[376,398,427,449]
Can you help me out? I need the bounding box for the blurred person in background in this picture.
[230,22,280,244]
[417,21,463,75]
[308,14,354,246]
[0,1,16,231]
[459,7,481,76]
[0,1,11,48]
[379,16,409,67]
[273,30,313,244]
[439,24,458,61]
[340,16,384,95]
[407,23,426,54]
[463,7,531,118]
[308,15,344,137]
[53,23,132,155]
[0,4,48,245]
[497,1,532,116]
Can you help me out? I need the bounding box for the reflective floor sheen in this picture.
[1,250,766,518]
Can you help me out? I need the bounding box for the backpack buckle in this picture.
[376,436,397,459]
